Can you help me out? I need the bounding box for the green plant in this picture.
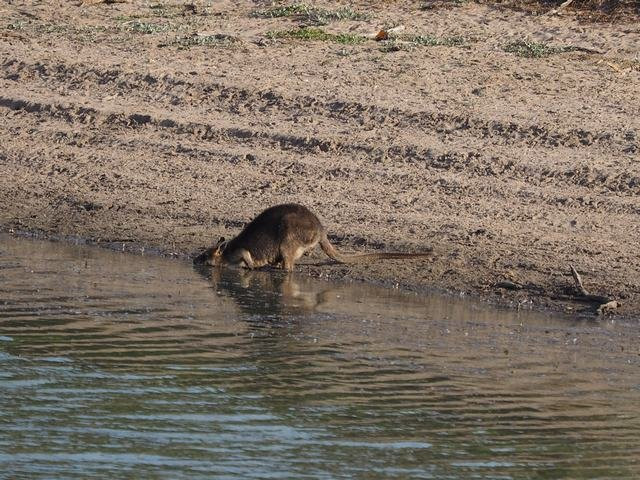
[503,40,577,58]
[169,33,238,48]
[378,33,467,52]
[253,4,310,18]
[266,27,366,44]
[6,20,26,30]
[378,39,409,53]
[148,3,192,18]
[407,34,465,47]
[121,20,174,34]
[253,3,367,25]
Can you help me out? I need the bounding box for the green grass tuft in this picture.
[121,20,174,34]
[267,27,366,44]
[168,33,238,48]
[6,20,26,30]
[378,33,467,52]
[503,40,578,58]
[253,3,367,25]
[253,4,310,18]
[407,34,465,47]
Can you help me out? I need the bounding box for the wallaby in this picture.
[193,203,431,271]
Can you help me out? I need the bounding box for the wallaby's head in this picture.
[193,236,227,265]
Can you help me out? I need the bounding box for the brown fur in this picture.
[193,203,432,271]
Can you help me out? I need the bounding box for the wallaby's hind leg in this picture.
[282,256,295,272]
[279,245,299,272]
[239,249,256,269]
[279,245,310,272]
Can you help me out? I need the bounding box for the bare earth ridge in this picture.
[1,1,638,317]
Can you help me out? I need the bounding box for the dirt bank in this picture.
[1,1,638,317]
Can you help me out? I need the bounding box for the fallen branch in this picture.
[495,280,523,291]
[569,264,619,314]
[82,0,126,5]
[547,0,575,15]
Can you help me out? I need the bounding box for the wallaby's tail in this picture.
[319,234,432,264]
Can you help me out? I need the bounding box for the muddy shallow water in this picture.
[0,234,639,479]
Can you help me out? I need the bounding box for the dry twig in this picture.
[547,0,575,15]
[82,0,126,6]
[569,264,618,314]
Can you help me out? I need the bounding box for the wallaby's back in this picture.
[222,204,324,266]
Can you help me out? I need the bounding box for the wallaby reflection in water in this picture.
[194,265,335,321]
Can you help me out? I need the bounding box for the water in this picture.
[0,234,639,479]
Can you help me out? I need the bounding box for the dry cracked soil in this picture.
[1,0,639,317]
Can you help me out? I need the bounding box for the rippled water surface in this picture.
[1,234,639,479]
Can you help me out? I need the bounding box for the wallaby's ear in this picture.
[216,236,226,246]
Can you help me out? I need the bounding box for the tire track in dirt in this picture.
[8,122,640,219]
[4,96,640,271]
[2,93,639,198]
[3,58,637,155]
[3,61,638,238]
[12,119,635,207]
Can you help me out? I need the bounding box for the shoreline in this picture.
[0,227,619,321]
